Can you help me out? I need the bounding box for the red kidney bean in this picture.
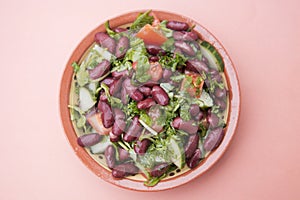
[189,104,200,117]
[112,109,126,136]
[123,78,144,101]
[115,36,129,58]
[98,101,114,128]
[77,133,102,147]
[111,70,129,79]
[137,98,156,110]
[194,110,204,121]
[131,90,144,101]
[214,87,227,99]
[184,134,199,159]
[105,145,116,169]
[112,163,139,178]
[172,117,198,134]
[138,86,151,96]
[99,91,108,102]
[187,148,201,169]
[172,117,182,129]
[109,131,120,142]
[89,60,111,80]
[206,110,219,128]
[134,139,151,155]
[163,69,172,81]
[112,115,126,136]
[204,127,224,152]
[186,59,209,73]
[150,163,170,177]
[173,31,198,41]
[101,77,114,86]
[123,116,142,142]
[114,27,127,33]
[215,98,227,111]
[95,32,116,54]
[212,129,225,151]
[109,77,123,96]
[151,85,169,106]
[166,21,189,31]
[146,45,163,56]
[118,148,130,162]
[174,41,195,56]
[149,56,159,62]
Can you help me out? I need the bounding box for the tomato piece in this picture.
[181,73,204,98]
[132,61,138,70]
[148,62,163,81]
[136,24,167,46]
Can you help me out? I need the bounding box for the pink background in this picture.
[1,0,299,199]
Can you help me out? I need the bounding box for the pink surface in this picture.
[0,0,299,199]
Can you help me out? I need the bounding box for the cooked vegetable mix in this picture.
[69,10,228,186]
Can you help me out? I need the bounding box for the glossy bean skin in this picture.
[123,116,142,142]
[214,87,227,99]
[204,127,224,152]
[194,110,204,121]
[101,77,114,86]
[151,85,169,106]
[111,70,129,79]
[150,163,170,177]
[112,109,126,136]
[163,69,172,81]
[137,98,156,110]
[173,31,198,41]
[146,45,164,56]
[77,133,102,147]
[184,134,199,159]
[189,104,200,117]
[94,32,116,54]
[166,21,189,31]
[99,91,108,102]
[134,139,151,155]
[89,60,111,80]
[201,56,209,66]
[115,36,129,58]
[109,77,123,96]
[112,163,139,178]
[105,145,116,169]
[98,101,114,128]
[138,86,151,96]
[123,78,144,101]
[174,41,195,56]
[149,56,159,62]
[215,98,227,111]
[131,90,144,101]
[186,59,209,73]
[172,117,198,134]
[118,148,130,162]
[187,148,201,169]
[109,131,120,142]
[206,110,219,128]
